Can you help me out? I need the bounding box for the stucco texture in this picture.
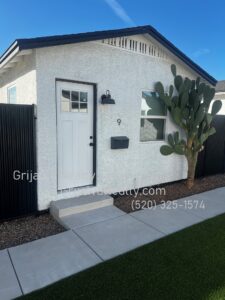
[0,53,37,105]
[35,35,200,209]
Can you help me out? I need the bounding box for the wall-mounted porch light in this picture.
[101,90,115,104]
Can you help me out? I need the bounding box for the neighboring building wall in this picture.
[35,34,202,210]
[214,93,225,100]
[0,53,37,104]
[213,79,225,115]
[212,93,225,115]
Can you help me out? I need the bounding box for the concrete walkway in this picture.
[1,188,225,299]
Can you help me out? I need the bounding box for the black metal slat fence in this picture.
[0,104,224,220]
[0,104,37,221]
[196,115,225,177]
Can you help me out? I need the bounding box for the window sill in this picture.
[139,140,165,144]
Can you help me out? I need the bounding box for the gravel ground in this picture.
[0,213,65,250]
[1,174,224,250]
[114,174,225,213]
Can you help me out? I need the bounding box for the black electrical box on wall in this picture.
[111,136,129,149]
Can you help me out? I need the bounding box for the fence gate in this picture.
[196,115,225,177]
[0,104,37,221]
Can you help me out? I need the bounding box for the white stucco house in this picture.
[0,25,217,210]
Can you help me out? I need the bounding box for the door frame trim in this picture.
[55,78,97,188]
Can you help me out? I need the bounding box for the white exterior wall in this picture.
[212,92,225,115]
[0,53,37,104]
[35,34,201,210]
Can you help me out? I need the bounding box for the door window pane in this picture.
[80,92,88,103]
[62,90,70,101]
[141,91,166,116]
[80,102,88,113]
[71,101,79,112]
[71,91,79,102]
[140,119,165,141]
[61,101,70,112]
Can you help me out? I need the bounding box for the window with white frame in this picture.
[7,85,17,104]
[140,91,167,141]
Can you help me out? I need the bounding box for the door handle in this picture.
[89,142,95,146]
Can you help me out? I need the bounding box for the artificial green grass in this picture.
[20,214,225,300]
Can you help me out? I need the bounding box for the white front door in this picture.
[57,80,94,190]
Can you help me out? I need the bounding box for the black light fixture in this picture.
[101,90,115,104]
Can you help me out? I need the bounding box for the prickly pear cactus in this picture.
[155,65,222,188]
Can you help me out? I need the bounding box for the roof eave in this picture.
[0,25,217,86]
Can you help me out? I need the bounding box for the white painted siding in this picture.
[35,34,201,210]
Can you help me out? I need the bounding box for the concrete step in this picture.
[50,194,113,219]
[60,206,125,230]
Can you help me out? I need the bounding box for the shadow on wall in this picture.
[0,54,36,87]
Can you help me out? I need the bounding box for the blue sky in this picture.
[0,0,224,79]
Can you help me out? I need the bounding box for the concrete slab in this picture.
[0,249,22,300]
[9,231,101,294]
[75,215,164,260]
[191,187,225,200]
[131,206,203,235]
[179,196,225,219]
[61,206,126,229]
[1,188,224,298]
[177,187,225,203]
[170,189,225,219]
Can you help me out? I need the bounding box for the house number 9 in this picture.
[117,119,121,125]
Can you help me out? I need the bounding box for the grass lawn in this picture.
[20,213,225,300]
